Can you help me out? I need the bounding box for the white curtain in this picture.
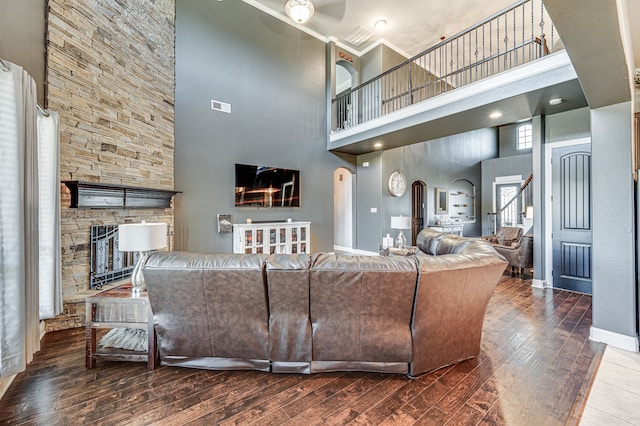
[0,59,60,377]
[38,110,62,319]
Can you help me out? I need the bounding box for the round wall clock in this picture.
[388,170,407,197]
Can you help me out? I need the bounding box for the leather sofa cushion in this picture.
[309,253,417,363]
[266,254,312,369]
[144,252,270,361]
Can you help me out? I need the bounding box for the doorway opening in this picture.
[333,167,354,252]
[411,181,426,245]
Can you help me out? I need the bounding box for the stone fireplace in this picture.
[45,0,176,331]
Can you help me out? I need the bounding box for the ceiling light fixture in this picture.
[374,142,383,149]
[489,111,503,119]
[549,97,563,105]
[285,0,315,24]
[374,20,387,31]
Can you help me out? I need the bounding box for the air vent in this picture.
[344,26,375,47]
[211,99,231,113]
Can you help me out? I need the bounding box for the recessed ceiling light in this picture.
[489,111,503,119]
[374,20,387,31]
[373,142,383,149]
[549,97,563,105]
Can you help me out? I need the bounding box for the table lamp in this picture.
[118,221,167,294]
[390,215,411,249]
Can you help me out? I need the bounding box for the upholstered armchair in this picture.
[491,234,533,278]
[481,226,523,247]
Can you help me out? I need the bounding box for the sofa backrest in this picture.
[416,228,473,255]
[309,253,418,366]
[143,251,270,366]
[265,254,312,373]
[410,233,508,375]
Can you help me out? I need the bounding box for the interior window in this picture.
[517,123,533,150]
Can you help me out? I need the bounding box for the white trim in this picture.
[589,327,639,352]
[531,278,548,289]
[544,137,592,289]
[333,245,379,256]
[495,175,523,183]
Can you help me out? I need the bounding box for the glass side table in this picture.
[85,283,157,370]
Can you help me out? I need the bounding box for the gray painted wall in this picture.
[355,151,383,250]
[356,128,497,251]
[591,102,636,338]
[0,0,46,105]
[174,0,350,253]
[499,122,533,157]
[545,107,591,143]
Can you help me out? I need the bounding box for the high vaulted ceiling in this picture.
[244,0,640,76]
[245,0,517,57]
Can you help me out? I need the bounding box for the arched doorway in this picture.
[333,167,354,251]
[335,60,357,130]
[411,180,426,245]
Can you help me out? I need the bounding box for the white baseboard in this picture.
[590,327,639,352]
[531,279,547,289]
[333,245,379,256]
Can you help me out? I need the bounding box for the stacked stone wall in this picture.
[46,0,175,328]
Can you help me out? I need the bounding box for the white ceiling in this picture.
[245,0,517,57]
[244,0,640,74]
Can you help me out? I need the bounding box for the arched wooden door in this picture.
[411,181,426,245]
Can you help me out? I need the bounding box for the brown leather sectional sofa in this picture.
[142,229,507,377]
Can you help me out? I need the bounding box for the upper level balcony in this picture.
[328,0,588,155]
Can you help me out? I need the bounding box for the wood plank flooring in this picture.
[0,274,604,425]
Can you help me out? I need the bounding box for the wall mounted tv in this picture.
[235,163,300,207]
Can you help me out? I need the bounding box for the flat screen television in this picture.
[235,163,300,207]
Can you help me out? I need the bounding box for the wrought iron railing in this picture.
[332,0,560,132]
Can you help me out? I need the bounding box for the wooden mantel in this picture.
[63,181,180,209]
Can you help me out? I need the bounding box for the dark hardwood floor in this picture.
[0,274,604,425]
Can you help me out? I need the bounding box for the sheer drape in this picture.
[0,60,55,377]
[38,110,62,320]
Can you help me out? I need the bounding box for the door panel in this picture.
[552,144,592,293]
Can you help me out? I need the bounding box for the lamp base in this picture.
[131,251,149,295]
[395,231,407,249]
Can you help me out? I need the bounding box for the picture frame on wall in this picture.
[217,214,232,233]
[435,188,448,214]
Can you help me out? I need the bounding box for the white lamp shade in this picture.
[118,222,167,252]
[525,206,534,219]
[390,216,411,230]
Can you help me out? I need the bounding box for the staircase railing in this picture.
[332,0,560,132]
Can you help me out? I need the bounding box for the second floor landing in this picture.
[328,51,587,155]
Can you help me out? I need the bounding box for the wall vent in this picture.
[211,99,231,113]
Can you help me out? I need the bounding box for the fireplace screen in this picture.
[89,224,138,289]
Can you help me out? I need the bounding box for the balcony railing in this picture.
[332,0,560,133]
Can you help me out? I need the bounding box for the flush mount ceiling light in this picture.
[549,97,563,105]
[374,19,387,31]
[285,0,315,24]
[489,111,503,119]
